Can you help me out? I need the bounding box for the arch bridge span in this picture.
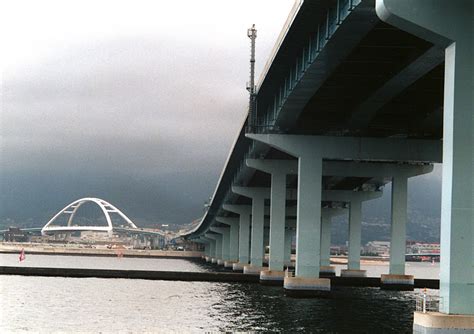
[41,197,138,236]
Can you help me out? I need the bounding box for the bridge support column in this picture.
[376,0,474,330]
[381,175,414,290]
[216,217,239,268]
[200,236,215,262]
[197,237,210,260]
[263,226,269,263]
[341,199,367,278]
[320,212,331,268]
[320,208,348,277]
[203,242,209,258]
[248,195,265,275]
[246,133,440,297]
[284,227,293,267]
[210,226,230,266]
[208,239,216,262]
[246,139,330,295]
[214,234,222,264]
[246,159,298,285]
[286,156,329,296]
[320,211,335,277]
[205,233,222,264]
[319,191,382,279]
[231,187,269,275]
[223,204,252,272]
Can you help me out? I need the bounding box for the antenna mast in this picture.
[246,24,257,132]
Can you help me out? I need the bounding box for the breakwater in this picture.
[0,265,439,288]
[0,243,203,258]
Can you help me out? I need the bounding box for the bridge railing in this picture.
[285,268,295,278]
[415,290,441,313]
[245,0,363,135]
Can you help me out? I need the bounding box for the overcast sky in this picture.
[0,0,296,225]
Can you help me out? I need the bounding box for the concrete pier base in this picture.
[217,259,225,266]
[341,269,367,278]
[284,277,331,298]
[243,265,264,275]
[259,270,285,285]
[413,312,474,334]
[319,266,336,277]
[224,261,236,269]
[232,262,246,272]
[211,258,217,264]
[381,274,414,291]
[205,256,211,262]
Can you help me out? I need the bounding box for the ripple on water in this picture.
[0,258,438,333]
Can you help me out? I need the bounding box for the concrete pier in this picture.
[341,269,367,278]
[260,269,286,285]
[210,226,230,265]
[232,187,269,270]
[232,262,246,272]
[413,312,474,334]
[0,266,260,283]
[215,217,240,265]
[243,265,264,276]
[319,266,336,277]
[284,277,331,298]
[1,265,440,289]
[224,261,236,269]
[381,274,415,291]
[222,204,252,272]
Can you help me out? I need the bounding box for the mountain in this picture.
[1,168,443,245]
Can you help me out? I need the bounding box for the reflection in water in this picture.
[0,257,437,333]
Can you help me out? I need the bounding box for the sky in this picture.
[0,0,297,226]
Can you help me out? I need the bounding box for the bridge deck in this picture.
[187,0,446,237]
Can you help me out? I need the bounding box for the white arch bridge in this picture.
[41,198,163,239]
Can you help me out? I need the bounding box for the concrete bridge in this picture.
[184,0,473,332]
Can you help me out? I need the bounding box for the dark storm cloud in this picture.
[1,37,247,224]
[3,37,246,173]
[1,1,296,225]
[1,1,441,227]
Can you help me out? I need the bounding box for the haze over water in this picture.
[1,255,439,333]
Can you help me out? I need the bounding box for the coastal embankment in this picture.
[0,265,439,288]
[0,242,203,259]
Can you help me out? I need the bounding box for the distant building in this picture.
[364,241,391,257]
[3,227,29,242]
[408,242,440,254]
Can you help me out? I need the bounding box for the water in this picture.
[0,255,439,333]
[333,262,439,279]
[0,253,440,278]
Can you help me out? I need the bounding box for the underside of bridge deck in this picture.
[186,1,472,328]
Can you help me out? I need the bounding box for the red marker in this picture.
[19,248,26,262]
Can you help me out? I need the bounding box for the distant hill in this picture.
[1,167,442,245]
[332,172,441,245]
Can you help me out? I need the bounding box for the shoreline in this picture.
[0,244,435,265]
[0,243,203,259]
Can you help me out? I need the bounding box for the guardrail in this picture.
[284,268,295,278]
[416,289,441,313]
